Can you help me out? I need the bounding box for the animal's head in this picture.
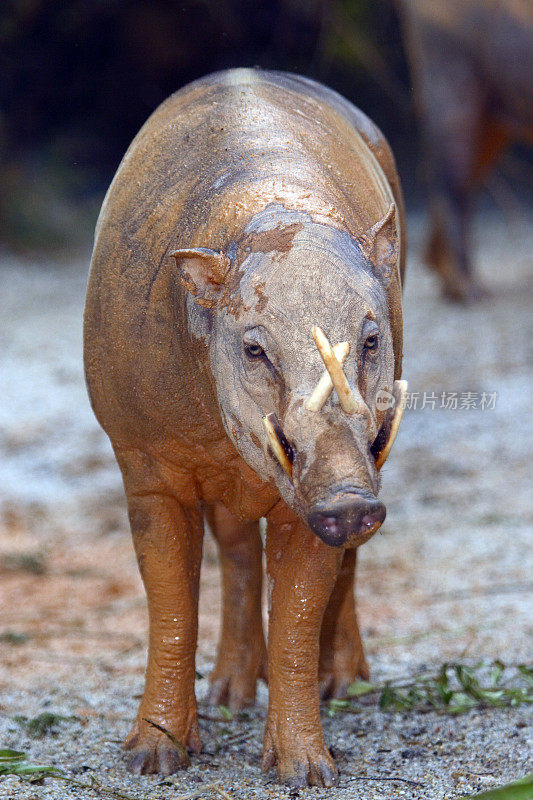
[171,205,406,547]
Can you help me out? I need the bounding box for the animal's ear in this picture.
[170,247,231,308]
[357,203,399,282]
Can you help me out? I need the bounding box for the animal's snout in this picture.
[307,491,386,547]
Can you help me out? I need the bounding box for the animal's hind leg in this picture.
[414,29,488,301]
[427,112,508,303]
[318,548,369,700]
[206,503,267,710]
[116,448,204,776]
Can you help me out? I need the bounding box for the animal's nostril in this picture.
[320,515,340,536]
[360,505,386,531]
[307,511,343,546]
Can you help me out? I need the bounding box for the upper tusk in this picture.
[312,325,359,415]
[305,341,350,412]
[262,413,293,479]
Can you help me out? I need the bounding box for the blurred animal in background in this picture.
[400,0,533,301]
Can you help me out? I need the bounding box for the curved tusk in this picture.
[305,341,350,412]
[372,380,408,470]
[262,413,293,479]
[312,325,359,415]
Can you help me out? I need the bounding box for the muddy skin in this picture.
[204,503,267,710]
[84,68,405,787]
[400,0,533,302]
[319,548,370,700]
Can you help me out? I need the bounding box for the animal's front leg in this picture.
[319,547,369,699]
[263,502,343,788]
[118,453,204,775]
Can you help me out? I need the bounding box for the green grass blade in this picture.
[217,705,233,721]
[347,680,376,697]
[463,774,533,799]
[0,749,26,761]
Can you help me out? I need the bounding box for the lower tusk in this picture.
[262,413,294,479]
[372,380,408,470]
[312,326,359,415]
[305,341,350,412]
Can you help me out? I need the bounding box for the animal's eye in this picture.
[364,334,379,351]
[245,343,264,359]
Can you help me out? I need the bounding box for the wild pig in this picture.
[84,68,407,787]
[400,0,533,301]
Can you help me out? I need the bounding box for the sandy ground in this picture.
[0,213,532,800]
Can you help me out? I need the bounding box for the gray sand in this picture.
[0,212,532,799]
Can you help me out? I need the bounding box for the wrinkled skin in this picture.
[400,0,533,302]
[84,68,405,787]
[203,207,396,525]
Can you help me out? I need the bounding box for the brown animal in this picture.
[84,68,407,788]
[400,0,533,301]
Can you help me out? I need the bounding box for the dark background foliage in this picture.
[0,0,528,248]
[0,0,417,247]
